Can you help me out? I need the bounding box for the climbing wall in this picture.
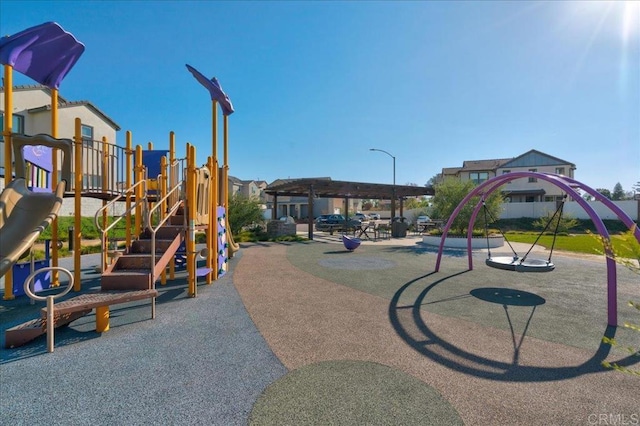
[217,206,228,277]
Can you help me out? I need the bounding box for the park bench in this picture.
[5,289,157,348]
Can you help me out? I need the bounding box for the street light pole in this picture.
[369,148,396,219]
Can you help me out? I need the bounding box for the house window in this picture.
[526,196,535,202]
[0,114,25,140]
[81,124,94,147]
[544,196,554,202]
[502,170,511,184]
[470,172,489,185]
[555,167,565,175]
[528,168,537,182]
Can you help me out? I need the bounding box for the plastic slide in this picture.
[0,178,65,278]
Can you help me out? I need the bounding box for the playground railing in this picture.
[73,137,128,195]
[94,179,148,271]
[167,158,187,207]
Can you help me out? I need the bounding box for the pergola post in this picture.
[308,185,314,240]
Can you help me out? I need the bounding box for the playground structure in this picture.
[434,172,640,327]
[1,22,239,349]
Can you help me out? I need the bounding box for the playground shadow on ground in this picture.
[388,270,638,382]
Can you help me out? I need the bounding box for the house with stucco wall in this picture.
[440,149,576,203]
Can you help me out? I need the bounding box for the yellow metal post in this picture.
[212,158,219,280]
[101,136,109,270]
[134,145,143,237]
[73,118,83,291]
[206,156,214,284]
[160,155,168,286]
[96,306,109,332]
[125,132,133,248]
[2,65,14,300]
[169,131,176,280]
[212,100,220,279]
[187,144,196,297]
[50,88,60,286]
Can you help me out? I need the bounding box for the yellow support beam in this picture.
[73,118,83,291]
[3,65,14,300]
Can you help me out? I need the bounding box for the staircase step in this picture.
[140,225,183,240]
[101,270,152,291]
[113,254,162,270]
[130,239,176,254]
[169,215,184,225]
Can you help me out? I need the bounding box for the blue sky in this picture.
[1,1,638,193]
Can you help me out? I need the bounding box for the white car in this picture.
[416,215,432,225]
[369,213,381,220]
[352,213,369,221]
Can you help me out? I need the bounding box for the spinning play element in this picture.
[481,195,566,273]
[433,172,640,327]
[485,256,554,273]
[342,235,362,251]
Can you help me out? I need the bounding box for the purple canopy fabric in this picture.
[0,22,85,89]
[186,64,235,116]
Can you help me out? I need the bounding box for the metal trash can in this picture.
[391,221,408,238]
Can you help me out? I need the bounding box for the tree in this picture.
[612,182,625,201]
[228,194,264,236]
[596,188,612,199]
[425,174,440,187]
[431,179,503,235]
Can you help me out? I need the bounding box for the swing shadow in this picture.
[388,271,636,382]
[469,287,546,366]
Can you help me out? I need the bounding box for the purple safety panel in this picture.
[186,64,235,116]
[0,22,85,89]
[217,206,229,277]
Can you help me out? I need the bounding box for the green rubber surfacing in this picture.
[249,360,463,425]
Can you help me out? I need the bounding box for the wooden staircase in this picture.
[101,209,186,291]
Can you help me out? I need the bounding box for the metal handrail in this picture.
[146,178,186,285]
[94,179,148,271]
[94,179,148,234]
[22,266,74,353]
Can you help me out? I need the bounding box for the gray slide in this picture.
[0,178,65,278]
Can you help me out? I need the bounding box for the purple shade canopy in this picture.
[186,64,235,116]
[0,21,85,89]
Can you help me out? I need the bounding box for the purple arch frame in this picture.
[434,172,640,327]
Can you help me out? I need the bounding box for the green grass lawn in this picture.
[504,232,638,259]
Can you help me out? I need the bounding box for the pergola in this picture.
[265,178,434,240]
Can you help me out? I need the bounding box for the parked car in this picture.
[315,214,333,225]
[416,215,432,225]
[352,213,369,222]
[315,214,361,232]
[279,216,296,224]
[369,213,381,220]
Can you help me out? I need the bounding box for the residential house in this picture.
[440,149,576,202]
[228,176,268,203]
[0,84,121,191]
[497,150,576,202]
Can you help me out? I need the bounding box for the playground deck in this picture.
[1,238,638,425]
